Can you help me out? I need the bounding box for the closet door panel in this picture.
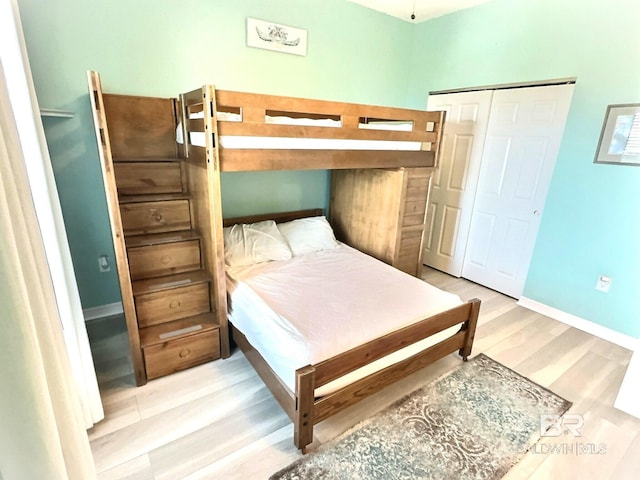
[423,90,493,276]
[462,84,574,298]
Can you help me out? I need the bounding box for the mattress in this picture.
[176,112,422,150]
[226,243,463,397]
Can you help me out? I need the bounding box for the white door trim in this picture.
[429,77,576,96]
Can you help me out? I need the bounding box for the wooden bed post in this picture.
[459,298,481,361]
[203,84,231,358]
[294,365,316,452]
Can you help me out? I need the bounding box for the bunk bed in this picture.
[87,71,480,452]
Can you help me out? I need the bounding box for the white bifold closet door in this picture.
[423,90,493,276]
[424,83,574,298]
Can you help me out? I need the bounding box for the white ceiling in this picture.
[347,0,496,23]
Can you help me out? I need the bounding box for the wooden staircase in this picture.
[87,72,228,386]
[118,158,220,380]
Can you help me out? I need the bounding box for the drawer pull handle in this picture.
[160,255,172,265]
[179,348,191,358]
[151,212,164,222]
[169,299,182,309]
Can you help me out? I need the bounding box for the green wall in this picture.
[18,0,640,339]
[407,0,640,337]
[17,0,413,309]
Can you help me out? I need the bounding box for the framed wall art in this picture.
[246,17,308,56]
[594,103,640,166]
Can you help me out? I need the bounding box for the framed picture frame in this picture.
[594,103,640,166]
[246,18,308,57]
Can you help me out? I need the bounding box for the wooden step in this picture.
[126,229,200,248]
[136,281,210,328]
[132,269,209,296]
[128,238,201,280]
[114,161,183,196]
[120,199,191,235]
[119,192,191,204]
[139,312,219,348]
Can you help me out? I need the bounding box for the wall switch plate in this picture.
[595,275,611,292]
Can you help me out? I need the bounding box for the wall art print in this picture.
[594,103,640,166]
[246,17,307,56]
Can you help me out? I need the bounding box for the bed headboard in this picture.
[222,208,324,227]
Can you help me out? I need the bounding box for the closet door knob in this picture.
[533,210,541,216]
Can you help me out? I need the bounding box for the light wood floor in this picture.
[87,268,640,479]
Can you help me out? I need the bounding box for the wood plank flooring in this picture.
[87,268,640,479]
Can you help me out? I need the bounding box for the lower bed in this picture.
[227,243,463,397]
[224,210,480,451]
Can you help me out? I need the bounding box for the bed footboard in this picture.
[233,298,480,452]
[293,297,481,451]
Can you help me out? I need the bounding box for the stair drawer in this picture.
[128,240,201,280]
[114,162,183,195]
[143,329,220,380]
[136,282,210,328]
[121,200,191,235]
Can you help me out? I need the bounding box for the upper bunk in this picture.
[99,82,445,172]
[180,85,445,171]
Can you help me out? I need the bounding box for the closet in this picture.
[423,82,575,298]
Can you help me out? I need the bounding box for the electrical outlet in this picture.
[595,275,611,293]
[98,255,111,272]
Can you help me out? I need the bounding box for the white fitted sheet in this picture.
[227,244,464,397]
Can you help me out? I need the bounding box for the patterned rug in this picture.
[270,354,571,480]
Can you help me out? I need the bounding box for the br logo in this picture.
[540,414,584,437]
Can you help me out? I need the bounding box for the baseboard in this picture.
[83,302,124,322]
[517,296,637,351]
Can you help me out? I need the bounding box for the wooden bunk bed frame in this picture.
[88,71,480,451]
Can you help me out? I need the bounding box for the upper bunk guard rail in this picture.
[178,87,206,161]
[178,86,447,172]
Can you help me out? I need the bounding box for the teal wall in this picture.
[18,0,640,338]
[17,0,413,309]
[407,0,640,338]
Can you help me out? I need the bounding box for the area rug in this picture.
[270,354,571,480]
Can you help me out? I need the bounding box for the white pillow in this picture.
[277,216,339,256]
[223,220,292,267]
